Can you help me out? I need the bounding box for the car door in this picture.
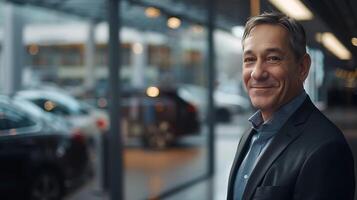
[0,104,38,194]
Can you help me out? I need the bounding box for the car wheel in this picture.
[143,121,174,149]
[30,170,63,200]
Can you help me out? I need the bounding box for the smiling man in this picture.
[227,12,355,200]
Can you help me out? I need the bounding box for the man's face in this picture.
[242,24,309,120]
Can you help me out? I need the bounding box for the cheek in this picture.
[270,68,288,86]
[281,70,297,88]
[242,68,251,86]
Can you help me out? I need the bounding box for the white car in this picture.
[177,84,251,122]
[15,89,109,142]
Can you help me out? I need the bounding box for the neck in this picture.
[261,111,273,122]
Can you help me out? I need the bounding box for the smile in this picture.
[251,86,275,89]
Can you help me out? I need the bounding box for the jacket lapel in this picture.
[242,97,315,200]
[227,128,255,200]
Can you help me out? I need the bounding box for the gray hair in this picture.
[242,12,307,61]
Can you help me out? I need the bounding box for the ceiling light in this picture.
[318,32,351,60]
[191,25,204,33]
[167,17,181,29]
[315,32,322,43]
[269,0,313,20]
[28,44,39,55]
[146,86,160,97]
[133,43,143,54]
[44,100,56,111]
[352,37,357,47]
[145,7,161,18]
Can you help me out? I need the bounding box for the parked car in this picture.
[15,89,109,146]
[177,84,251,123]
[12,97,71,131]
[0,95,91,200]
[95,86,201,149]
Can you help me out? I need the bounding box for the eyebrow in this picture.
[243,48,284,56]
[265,48,284,54]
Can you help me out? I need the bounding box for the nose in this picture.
[251,62,268,80]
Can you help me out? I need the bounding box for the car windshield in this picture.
[12,97,72,130]
[16,91,89,116]
[12,98,48,119]
[0,100,38,132]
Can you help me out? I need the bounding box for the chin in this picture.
[250,97,276,110]
[252,102,272,111]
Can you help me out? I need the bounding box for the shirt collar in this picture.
[248,90,307,132]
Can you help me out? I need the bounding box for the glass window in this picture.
[29,98,88,116]
[0,1,211,199]
[0,106,36,131]
[27,44,84,67]
[148,45,171,69]
[118,3,209,199]
[95,43,131,67]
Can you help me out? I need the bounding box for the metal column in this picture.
[207,0,216,176]
[0,3,24,94]
[84,20,96,91]
[107,0,123,200]
[250,0,260,16]
[131,36,147,87]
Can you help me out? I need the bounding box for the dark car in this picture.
[97,86,200,149]
[0,96,91,200]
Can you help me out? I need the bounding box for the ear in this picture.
[299,53,311,82]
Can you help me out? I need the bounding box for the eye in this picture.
[243,57,256,64]
[266,56,282,63]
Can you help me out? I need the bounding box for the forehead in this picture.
[243,24,290,54]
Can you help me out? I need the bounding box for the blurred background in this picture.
[0,0,356,200]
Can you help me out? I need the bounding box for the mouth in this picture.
[249,86,277,94]
[249,82,279,89]
[250,86,275,89]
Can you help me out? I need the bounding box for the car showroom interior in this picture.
[0,0,357,200]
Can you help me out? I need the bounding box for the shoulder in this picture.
[292,105,354,175]
[296,105,352,157]
[286,98,352,153]
[305,106,345,140]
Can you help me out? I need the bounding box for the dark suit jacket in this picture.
[227,97,355,200]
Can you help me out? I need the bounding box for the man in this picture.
[227,12,355,200]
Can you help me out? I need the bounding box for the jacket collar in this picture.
[227,96,316,200]
[227,128,255,199]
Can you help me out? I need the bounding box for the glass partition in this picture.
[0,1,210,200]
[118,3,209,199]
